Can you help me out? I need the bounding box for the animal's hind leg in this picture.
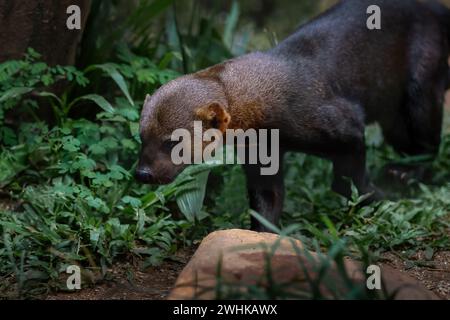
[382,77,445,183]
[383,84,443,156]
[406,81,444,155]
[400,31,447,156]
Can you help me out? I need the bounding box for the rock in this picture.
[168,229,439,300]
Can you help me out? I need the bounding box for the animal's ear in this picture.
[195,102,231,133]
[144,94,151,104]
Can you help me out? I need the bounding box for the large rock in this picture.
[168,229,438,300]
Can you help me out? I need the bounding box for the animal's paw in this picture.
[382,164,429,185]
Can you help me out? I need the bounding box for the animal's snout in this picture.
[135,168,154,184]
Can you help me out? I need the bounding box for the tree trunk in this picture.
[0,0,91,65]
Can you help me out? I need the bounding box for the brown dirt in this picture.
[381,251,450,300]
[45,246,450,300]
[46,248,195,300]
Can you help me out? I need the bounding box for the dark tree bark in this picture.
[0,0,91,65]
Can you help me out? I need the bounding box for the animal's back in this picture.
[270,0,448,124]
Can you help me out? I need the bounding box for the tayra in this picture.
[136,0,450,231]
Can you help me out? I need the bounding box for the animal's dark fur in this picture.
[137,0,450,231]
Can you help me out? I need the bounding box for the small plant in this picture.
[0,49,206,298]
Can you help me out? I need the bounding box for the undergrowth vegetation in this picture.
[0,0,449,299]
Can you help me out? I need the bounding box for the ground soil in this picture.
[45,247,450,300]
[46,248,196,300]
[380,251,450,300]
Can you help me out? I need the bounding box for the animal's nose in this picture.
[135,169,154,183]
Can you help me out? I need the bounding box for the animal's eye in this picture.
[162,139,179,153]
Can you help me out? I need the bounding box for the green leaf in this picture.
[0,146,27,188]
[249,209,282,234]
[129,122,140,140]
[121,138,136,150]
[38,91,62,105]
[0,87,33,103]
[73,94,115,114]
[26,48,41,60]
[122,196,142,208]
[101,137,118,149]
[0,126,17,145]
[61,136,81,152]
[88,143,107,155]
[223,1,240,49]
[90,229,102,246]
[176,170,210,222]
[158,52,183,70]
[90,63,134,106]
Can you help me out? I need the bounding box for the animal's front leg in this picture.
[242,163,284,232]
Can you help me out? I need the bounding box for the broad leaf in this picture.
[74,94,115,114]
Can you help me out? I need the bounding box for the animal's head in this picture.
[135,75,230,184]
